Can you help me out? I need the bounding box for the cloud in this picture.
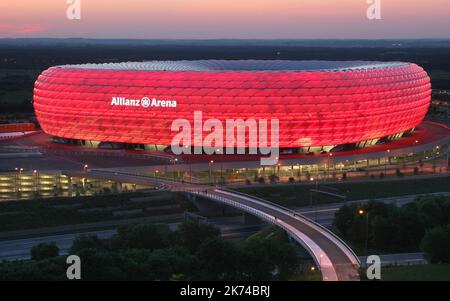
[0,23,48,36]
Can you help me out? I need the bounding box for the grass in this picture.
[235,176,450,208]
[382,264,450,281]
[289,270,322,281]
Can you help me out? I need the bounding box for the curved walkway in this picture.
[83,170,361,281]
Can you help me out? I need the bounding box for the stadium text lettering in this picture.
[111,96,177,108]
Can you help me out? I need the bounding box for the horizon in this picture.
[1,1,450,39]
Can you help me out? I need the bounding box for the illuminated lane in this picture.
[199,189,360,281]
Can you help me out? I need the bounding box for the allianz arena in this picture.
[33,60,431,152]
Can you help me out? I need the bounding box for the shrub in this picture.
[31,243,59,261]
[268,174,279,183]
[420,224,450,263]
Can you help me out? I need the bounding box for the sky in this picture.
[0,0,449,39]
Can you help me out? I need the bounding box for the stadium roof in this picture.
[59,60,410,72]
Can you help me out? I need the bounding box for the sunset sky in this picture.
[0,0,449,39]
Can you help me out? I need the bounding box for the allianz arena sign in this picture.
[111,96,177,108]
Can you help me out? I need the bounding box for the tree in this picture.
[416,196,450,228]
[113,223,169,250]
[0,257,66,281]
[145,247,197,281]
[30,243,59,261]
[120,247,197,281]
[77,248,124,281]
[420,224,450,263]
[241,228,299,280]
[394,207,426,250]
[195,238,243,280]
[371,216,397,250]
[332,204,358,239]
[174,221,221,253]
[70,235,105,253]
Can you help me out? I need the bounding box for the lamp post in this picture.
[172,158,178,181]
[385,149,390,176]
[309,177,319,222]
[14,168,24,194]
[328,152,333,180]
[209,160,214,185]
[358,209,370,254]
[33,170,38,193]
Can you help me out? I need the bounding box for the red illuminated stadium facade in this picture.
[33,60,431,153]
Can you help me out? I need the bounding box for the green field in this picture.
[382,264,450,281]
[235,176,450,208]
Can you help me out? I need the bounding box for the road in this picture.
[0,230,115,261]
[297,192,450,227]
[359,253,427,267]
[0,219,264,262]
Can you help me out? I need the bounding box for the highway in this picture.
[359,253,427,267]
[297,192,450,227]
[80,170,361,281]
[0,229,115,261]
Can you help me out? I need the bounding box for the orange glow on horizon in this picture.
[0,0,449,38]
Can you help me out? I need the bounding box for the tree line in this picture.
[0,221,311,281]
[333,195,450,262]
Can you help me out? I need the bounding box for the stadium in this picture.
[33,60,431,154]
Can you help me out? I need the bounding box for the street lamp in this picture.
[15,167,23,193]
[309,177,319,221]
[358,209,370,254]
[384,150,391,175]
[172,158,179,181]
[209,160,214,184]
[83,164,89,174]
[33,170,38,193]
[326,152,333,180]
